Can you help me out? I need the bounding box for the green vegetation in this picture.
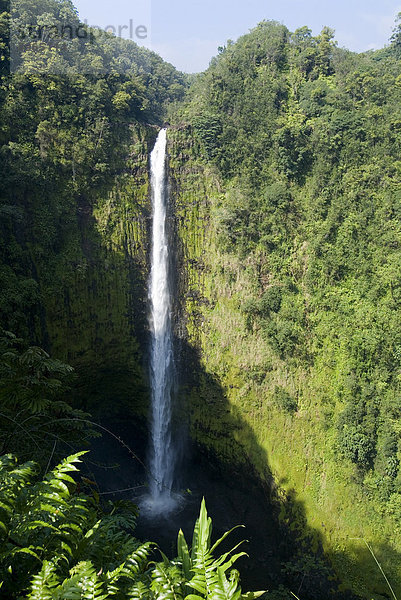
[0,0,187,417]
[0,451,260,599]
[0,330,97,464]
[169,18,401,599]
[2,0,401,596]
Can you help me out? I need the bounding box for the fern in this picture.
[0,454,152,599]
[127,580,151,600]
[175,498,264,600]
[151,562,185,600]
[1,457,263,600]
[29,560,59,600]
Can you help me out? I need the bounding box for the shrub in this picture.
[273,386,298,414]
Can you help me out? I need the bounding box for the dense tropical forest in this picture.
[2,0,401,598]
[168,17,401,597]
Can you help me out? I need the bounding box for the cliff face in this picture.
[1,123,158,419]
[167,125,401,599]
[168,128,249,462]
[48,124,159,419]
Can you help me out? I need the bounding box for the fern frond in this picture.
[28,560,59,600]
[152,562,185,600]
[123,542,153,577]
[74,561,107,600]
[127,580,151,600]
[177,529,191,581]
[214,567,242,600]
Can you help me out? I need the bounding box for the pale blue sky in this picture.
[73,0,401,72]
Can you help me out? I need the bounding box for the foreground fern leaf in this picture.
[174,498,265,600]
[0,454,152,599]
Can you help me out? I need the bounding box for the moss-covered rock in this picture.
[0,123,159,421]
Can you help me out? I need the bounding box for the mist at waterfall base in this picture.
[89,420,282,591]
[140,128,183,516]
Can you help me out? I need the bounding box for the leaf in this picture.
[210,525,245,554]
[61,541,73,557]
[159,550,171,567]
[216,551,248,573]
[177,528,191,580]
[216,566,242,600]
[14,546,41,561]
[59,522,83,534]
[198,498,212,550]
[54,472,76,485]
[0,520,8,534]
[186,579,207,595]
[27,520,59,532]
[0,500,13,513]
[84,520,101,539]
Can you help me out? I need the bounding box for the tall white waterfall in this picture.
[148,128,176,510]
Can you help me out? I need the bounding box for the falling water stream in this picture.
[145,128,178,514]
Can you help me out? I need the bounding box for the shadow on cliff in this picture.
[182,359,401,600]
[84,330,400,600]
[60,191,152,425]
[171,339,366,600]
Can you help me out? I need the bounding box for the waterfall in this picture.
[147,128,176,512]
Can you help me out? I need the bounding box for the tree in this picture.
[391,12,401,56]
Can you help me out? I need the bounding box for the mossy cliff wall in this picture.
[167,127,401,600]
[45,124,156,419]
[168,128,253,463]
[1,123,158,420]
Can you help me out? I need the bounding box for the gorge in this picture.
[2,3,401,599]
